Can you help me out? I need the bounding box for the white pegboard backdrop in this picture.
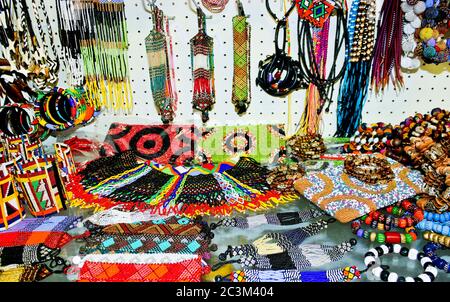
[42,0,448,144]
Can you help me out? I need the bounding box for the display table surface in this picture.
[43,197,450,282]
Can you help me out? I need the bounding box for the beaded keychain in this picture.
[145,4,178,124]
[362,244,438,282]
[190,7,215,123]
[210,208,325,229]
[352,199,424,244]
[218,219,333,260]
[213,240,356,271]
[231,0,251,115]
[216,266,361,282]
[80,233,213,257]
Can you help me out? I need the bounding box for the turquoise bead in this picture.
[443,226,450,236]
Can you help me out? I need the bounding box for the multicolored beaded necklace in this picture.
[351,199,423,244]
[336,0,377,137]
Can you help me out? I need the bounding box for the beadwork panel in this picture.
[44,0,448,144]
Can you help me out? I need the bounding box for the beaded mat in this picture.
[294,154,425,223]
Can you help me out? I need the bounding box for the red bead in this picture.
[414,210,424,221]
[398,219,406,229]
[365,216,373,225]
[372,211,380,221]
[385,232,401,244]
[386,206,393,213]
[405,217,413,227]
[409,232,418,241]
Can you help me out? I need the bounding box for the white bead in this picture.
[408,248,419,260]
[372,267,383,278]
[410,58,421,69]
[401,56,412,69]
[388,272,398,282]
[364,256,376,266]
[381,245,389,254]
[405,277,415,282]
[417,274,431,282]
[425,266,438,277]
[421,257,432,266]
[405,11,417,22]
[369,248,378,257]
[411,17,422,29]
[414,1,426,14]
[401,2,413,12]
[403,23,415,35]
[393,244,402,253]
[72,256,82,265]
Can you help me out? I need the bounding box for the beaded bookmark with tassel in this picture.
[190,7,215,123]
[371,0,404,94]
[335,0,377,137]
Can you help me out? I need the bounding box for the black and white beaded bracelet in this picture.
[363,244,438,282]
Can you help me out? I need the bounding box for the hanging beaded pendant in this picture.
[190,8,215,123]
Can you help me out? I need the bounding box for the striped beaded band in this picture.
[363,244,438,282]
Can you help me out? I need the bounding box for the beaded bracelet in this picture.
[423,231,450,248]
[352,220,418,244]
[423,242,450,273]
[424,211,450,223]
[416,219,450,237]
[359,199,424,231]
[344,155,395,185]
[363,244,438,282]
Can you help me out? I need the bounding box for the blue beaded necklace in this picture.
[423,242,450,273]
[417,219,450,237]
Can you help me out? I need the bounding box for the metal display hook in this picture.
[189,0,213,19]
[142,0,176,20]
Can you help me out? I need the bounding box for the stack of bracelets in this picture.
[34,87,99,131]
[423,242,450,273]
[344,155,395,185]
[417,210,450,237]
[363,244,438,282]
[266,163,305,195]
[343,123,395,154]
[351,199,424,244]
[287,134,327,161]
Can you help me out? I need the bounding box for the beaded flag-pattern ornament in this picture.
[146,6,178,124]
[296,0,336,28]
[231,2,251,115]
[191,8,215,123]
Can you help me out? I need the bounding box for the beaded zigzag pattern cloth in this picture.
[67,157,297,216]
